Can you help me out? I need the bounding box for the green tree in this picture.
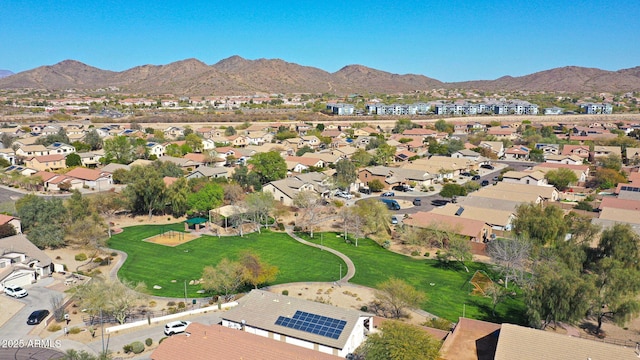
[373,143,395,166]
[103,136,134,164]
[529,149,545,162]
[186,181,224,215]
[351,148,373,167]
[544,168,578,191]
[185,133,203,153]
[373,277,426,319]
[65,153,82,167]
[512,204,567,246]
[354,198,391,239]
[165,177,190,217]
[367,179,384,192]
[295,145,314,157]
[599,154,622,171]
[434,119,453,133]
[122,165,166,219]
[392,119,417,134]
[224,126,236,136]
[591,167,626,189]
[248,151,286,184]
[589,223,640,333]
[16,195,67,248]
[72,279,147,325]
[358,320,440,360]
[84,129,103,150]
[244,191,275,233]
[164,144,183,157]
[334,159,356,189]
[439,183,467,198]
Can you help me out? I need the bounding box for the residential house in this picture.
[0,214,21,234]
[263,173,328,206]
[201,138,216,152]
[146,142,166,158]
[503,145,530,160]
[451,149,482,161]
[592,145,622,160]
[535,143,560,156]
[358,166,434,189]
[158,155,202,171]
[0,148,15,165]
[544,154,583,165]
[404,212,491,244]
[543,106,564,115]
[478,141,504,158]
[494,323,634,360]
[301,135,322,149]
[46,142,75,155]
[440,317,502,360]
[228,135,249,147]
[0,234,53,288]
[579,102,613,114]
[185,166,230,181]
[533,163,590,183]
[491,182,559,201]
[285,156,325,173]
[625,147,640,164]
[560,144,590,159]
[163,126,185,138]
[15,145,49,158]
[64,167,112,190]
[77,152,101,168]
[100,163,130,175]
[394,150,417,162]
[221,289,372,358]
[24,154,66,171]
[151,323,340,360]
[430,203,515,231]
[402,156,472,181]
[501,171,547,186]
[486,127,519,140]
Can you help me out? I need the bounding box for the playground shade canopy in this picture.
[184,217,208,225]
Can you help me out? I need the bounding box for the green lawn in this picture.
[297,232,526,324]
[107,224,346,298]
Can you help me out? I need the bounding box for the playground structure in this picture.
[469,270,494,296]
[144,228,199,247]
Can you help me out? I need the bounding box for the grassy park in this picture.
[107,224,346,298]
[297,232,527,324]
[109,224,526,324]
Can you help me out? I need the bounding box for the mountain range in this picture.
[1,56,639,95]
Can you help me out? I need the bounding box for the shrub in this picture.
[177,302,186,309]
[145,338,153,346]
[167,301,176,307]
[93,257,103,263]
[360,306,368,312]
[69,327,81,334]
[382,240,391,249]
[411,250,420,256]
[424,252,430,257]
[48,324,61,332]
[75,253,87,261]
[293,226,302,232]
[277,223,285,231]
[423,317,453,331]
[123,344,132,354]
[429,186,435,192]
[131,341,145,354]
[110,252,118,257]
[281,290,289,296]
[149,300,157,308]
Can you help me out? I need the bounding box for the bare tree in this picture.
[72,279,147,325]
[293,191,324,238]
[244,192,275,233]
[486,237,531,288]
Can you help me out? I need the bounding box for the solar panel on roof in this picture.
[275,310,347,340]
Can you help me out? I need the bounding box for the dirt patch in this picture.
[144,232,200,247]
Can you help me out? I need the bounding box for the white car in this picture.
[336,191,353,200]
[4,285,28,298]
[164,320,192,336]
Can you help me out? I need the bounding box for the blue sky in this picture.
[1,0,638,82]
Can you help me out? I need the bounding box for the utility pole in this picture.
[184,280,188,304]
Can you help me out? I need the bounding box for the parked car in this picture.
[27,310,49,325]
[392,185,409,192]
[472,175,481,180]
[164,320,192,336]
[381,191,395,197]
[335,191,353,200]
[391,216,398,225]
[431,199,450,207]
[460,172,472,177]
[380,198,401,210]
[412,198,421,206]
[4,285,28,298]
[481,180,490,186]
[358,187,371,194]
[492,176,499,182]
[480,164,495,170]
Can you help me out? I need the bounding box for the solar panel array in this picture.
[275,310,346,340]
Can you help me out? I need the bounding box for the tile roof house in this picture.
[544,154,584,165]
[64,167,112,190]
[533,163,590,183]
[185,166,230,180]
[24,154,66,172]
[430,203,515,231]
[503,145,530,160]
[0,214,21,234]
[501,170,547,186]
[263,174,328,206]
[440,317,501,360]
[0,234,53,288]
[560,144,590,158]
[151,322,340,360]
[404,211,491,243]
[494,323,636,360]
[221,290,372,358]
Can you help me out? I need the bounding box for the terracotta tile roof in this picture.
[33,171,58,182]
[494,323,636,360]
[151,323,340,360]
[163,177,178,187]
[404,211,486,238]
[600,197,640,211]
[30,154,65,162]
[0,214,17,225]
[440,317,500,360]
[183,153,206,162]
[65,167,106,181]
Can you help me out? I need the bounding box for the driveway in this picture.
[0,278,66,340]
